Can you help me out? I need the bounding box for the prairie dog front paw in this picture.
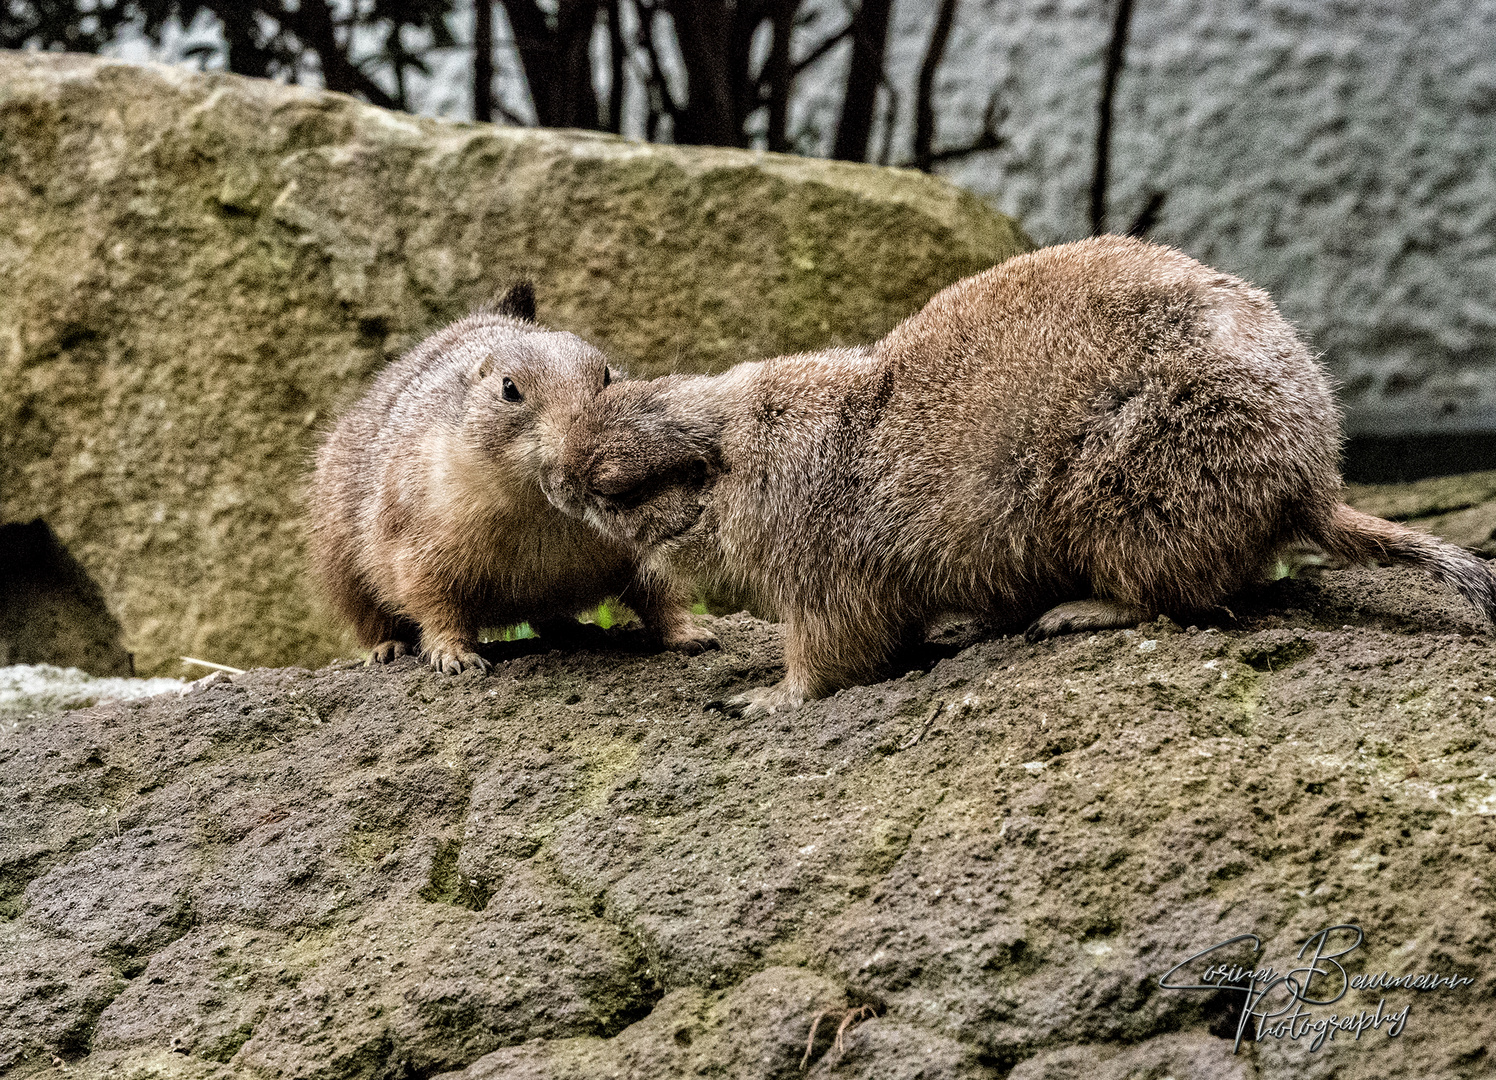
[420,637,490,675]
[725,682,805,718]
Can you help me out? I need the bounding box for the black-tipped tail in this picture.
[1316,502,1496,623]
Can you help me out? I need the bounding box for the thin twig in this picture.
[834,1004,877,1053]
[800,1008,834,1069]
[898,700,943,751]
[181,657,246,675]
[803,1004,879,1069]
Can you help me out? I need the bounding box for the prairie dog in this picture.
[547,237,1496,714]
[309,284,716,673]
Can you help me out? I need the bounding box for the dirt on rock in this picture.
[2,565,1495,1079]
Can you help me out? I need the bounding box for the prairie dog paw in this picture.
[369,640,414,665]
[420,640,490,675]
[1024,600,1150,642]
[663,623,720,656]
[725,683,805,719]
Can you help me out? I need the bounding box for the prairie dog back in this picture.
[551,237,1495,714]
[310,286,713,673]
[866,237,1343,616]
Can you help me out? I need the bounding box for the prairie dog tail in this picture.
[1313,502,1496,623]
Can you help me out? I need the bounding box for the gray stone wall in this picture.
[797,0,1496,437]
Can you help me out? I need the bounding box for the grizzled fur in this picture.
[548,237,1496,714]
[309,284,714,674]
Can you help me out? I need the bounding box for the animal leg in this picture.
[400,599,488,675]
[350,595,419,666]
[418,629,489,674]
[370,639,414,664]
[728,613,891,718]
[629,573,719,655]
[1024,599,1152,642]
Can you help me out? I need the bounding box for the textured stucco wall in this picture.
[798,0,1496,437]
[89,0,1496,436]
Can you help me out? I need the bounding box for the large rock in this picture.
[0,51,1031,677]
[2,566,1494,1078]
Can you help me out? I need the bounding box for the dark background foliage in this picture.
[1,0,1147,230]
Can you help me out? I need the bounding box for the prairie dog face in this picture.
[461,326,616,483]
[547,379,723,549]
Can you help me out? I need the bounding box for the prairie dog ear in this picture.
[492,281,537,322]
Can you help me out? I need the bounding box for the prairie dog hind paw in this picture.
[369,640,414,665]
[663,623,720,656]
[1025,599,1150,642]
[723,683,805,718]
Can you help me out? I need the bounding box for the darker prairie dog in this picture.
[309,284,716,674]
[548,236,1496,714]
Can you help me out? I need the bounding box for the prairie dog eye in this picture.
[502,377,523,403]
[603,367,612,387]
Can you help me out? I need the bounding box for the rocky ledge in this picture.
[3,563,1494,1079]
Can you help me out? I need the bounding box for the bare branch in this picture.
[791,23,851,78]
[605,0,626,133]
[915,91,1007,167]
[632,0,684,139]
[1091,0,1135,235]
[474,0,494,122]
[831,0,892,162]
[912,0,958,172]
[875,82,899,165]
[499,0,605,129]
[666,0,740,146]
[1126,191,1166,237]
[287,0,398,110]
[762,0,796,151]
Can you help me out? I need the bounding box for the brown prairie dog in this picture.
[547,237,1495,714]
[309,284,716,674]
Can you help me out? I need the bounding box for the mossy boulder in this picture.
[0,51,1031,677]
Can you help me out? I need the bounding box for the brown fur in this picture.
[547,237,1496,714]
[309,285,715,673]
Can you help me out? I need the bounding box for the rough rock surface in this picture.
[0,664,185,717]
[4,564,1495,1079]
[0,50,1029,677]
